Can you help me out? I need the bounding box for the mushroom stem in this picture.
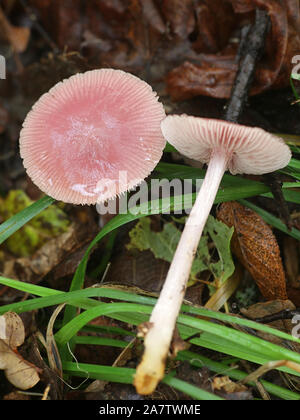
[134,149,230,395]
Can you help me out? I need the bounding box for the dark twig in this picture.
[246,308,300,324]
[223,8,270,123]
[18,0,59,53]
[223,8,291,228]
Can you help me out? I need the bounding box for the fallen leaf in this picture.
[166,0,300,100]
[3,219,96,284]
[0,312,40,390]
[0,6,30,53]
[160,0,195,40]
[212,376,248,393]
[283,236,300,288]
[240,299,300,352]
[3,391,31,400]
[217,201,287,300]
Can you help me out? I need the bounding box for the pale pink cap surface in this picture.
[20,69,166,204]
[161,116,291,175]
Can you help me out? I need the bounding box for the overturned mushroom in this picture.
[134,115,291,395]
[20,69,166,205]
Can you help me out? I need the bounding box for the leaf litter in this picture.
[0,312,40,390]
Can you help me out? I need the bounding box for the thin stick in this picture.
[223,8,270,123]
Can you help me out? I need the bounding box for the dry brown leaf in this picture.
[240,299,300,352]
[0,312,40,390]
[283,236,300,288]
[0,6,30,53]
[166,0,300,100]
[213,376,248,393]
[3,220,96,285]
[217,201,287,300]
[161,0,195,40]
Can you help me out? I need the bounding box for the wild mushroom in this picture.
[134,115,292,395]
[20,69,166,204]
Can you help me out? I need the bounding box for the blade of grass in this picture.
[55,303,300,377]
[62,362,135,384]
[162,376,223,400]
[179,350,300,400]
[62,362,223,400]
[0,277,299,346]
[52,332,300,400]
[2,275,300,383]
[0,195,55,245]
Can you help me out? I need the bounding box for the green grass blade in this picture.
[162,376,223,400]
[0,277,299,346]
[62,362,223,400]
[62,362,135,384]
[55,303,152,346]
[61,335,300,400]
[0,195,55,245]
[179,350,300,400]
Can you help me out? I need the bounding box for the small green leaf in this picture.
[205,216,235,283]
[126,215,235,283]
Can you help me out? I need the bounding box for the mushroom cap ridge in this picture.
[20,69,166,205]
[161,115,291,175]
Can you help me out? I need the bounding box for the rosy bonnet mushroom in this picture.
[20,69,166,204]
[134,115,292,395]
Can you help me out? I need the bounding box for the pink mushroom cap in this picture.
[20,69,166,204]
[161,115,291,175]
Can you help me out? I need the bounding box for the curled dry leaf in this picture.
[217,201,287,301]
[0,312,40,390]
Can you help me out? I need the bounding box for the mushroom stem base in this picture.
[134,150,229,395]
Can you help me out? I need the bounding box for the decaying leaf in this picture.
[212,375,253,400]
[0,312,40,390]
[240,299,300,352]
[283,236,300,289]
[0,5,30,53]
[127,215,235,285]
[212,376,248,393]
[217,202,287,301]
[166,0,300,100]
[3,219,95,285]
